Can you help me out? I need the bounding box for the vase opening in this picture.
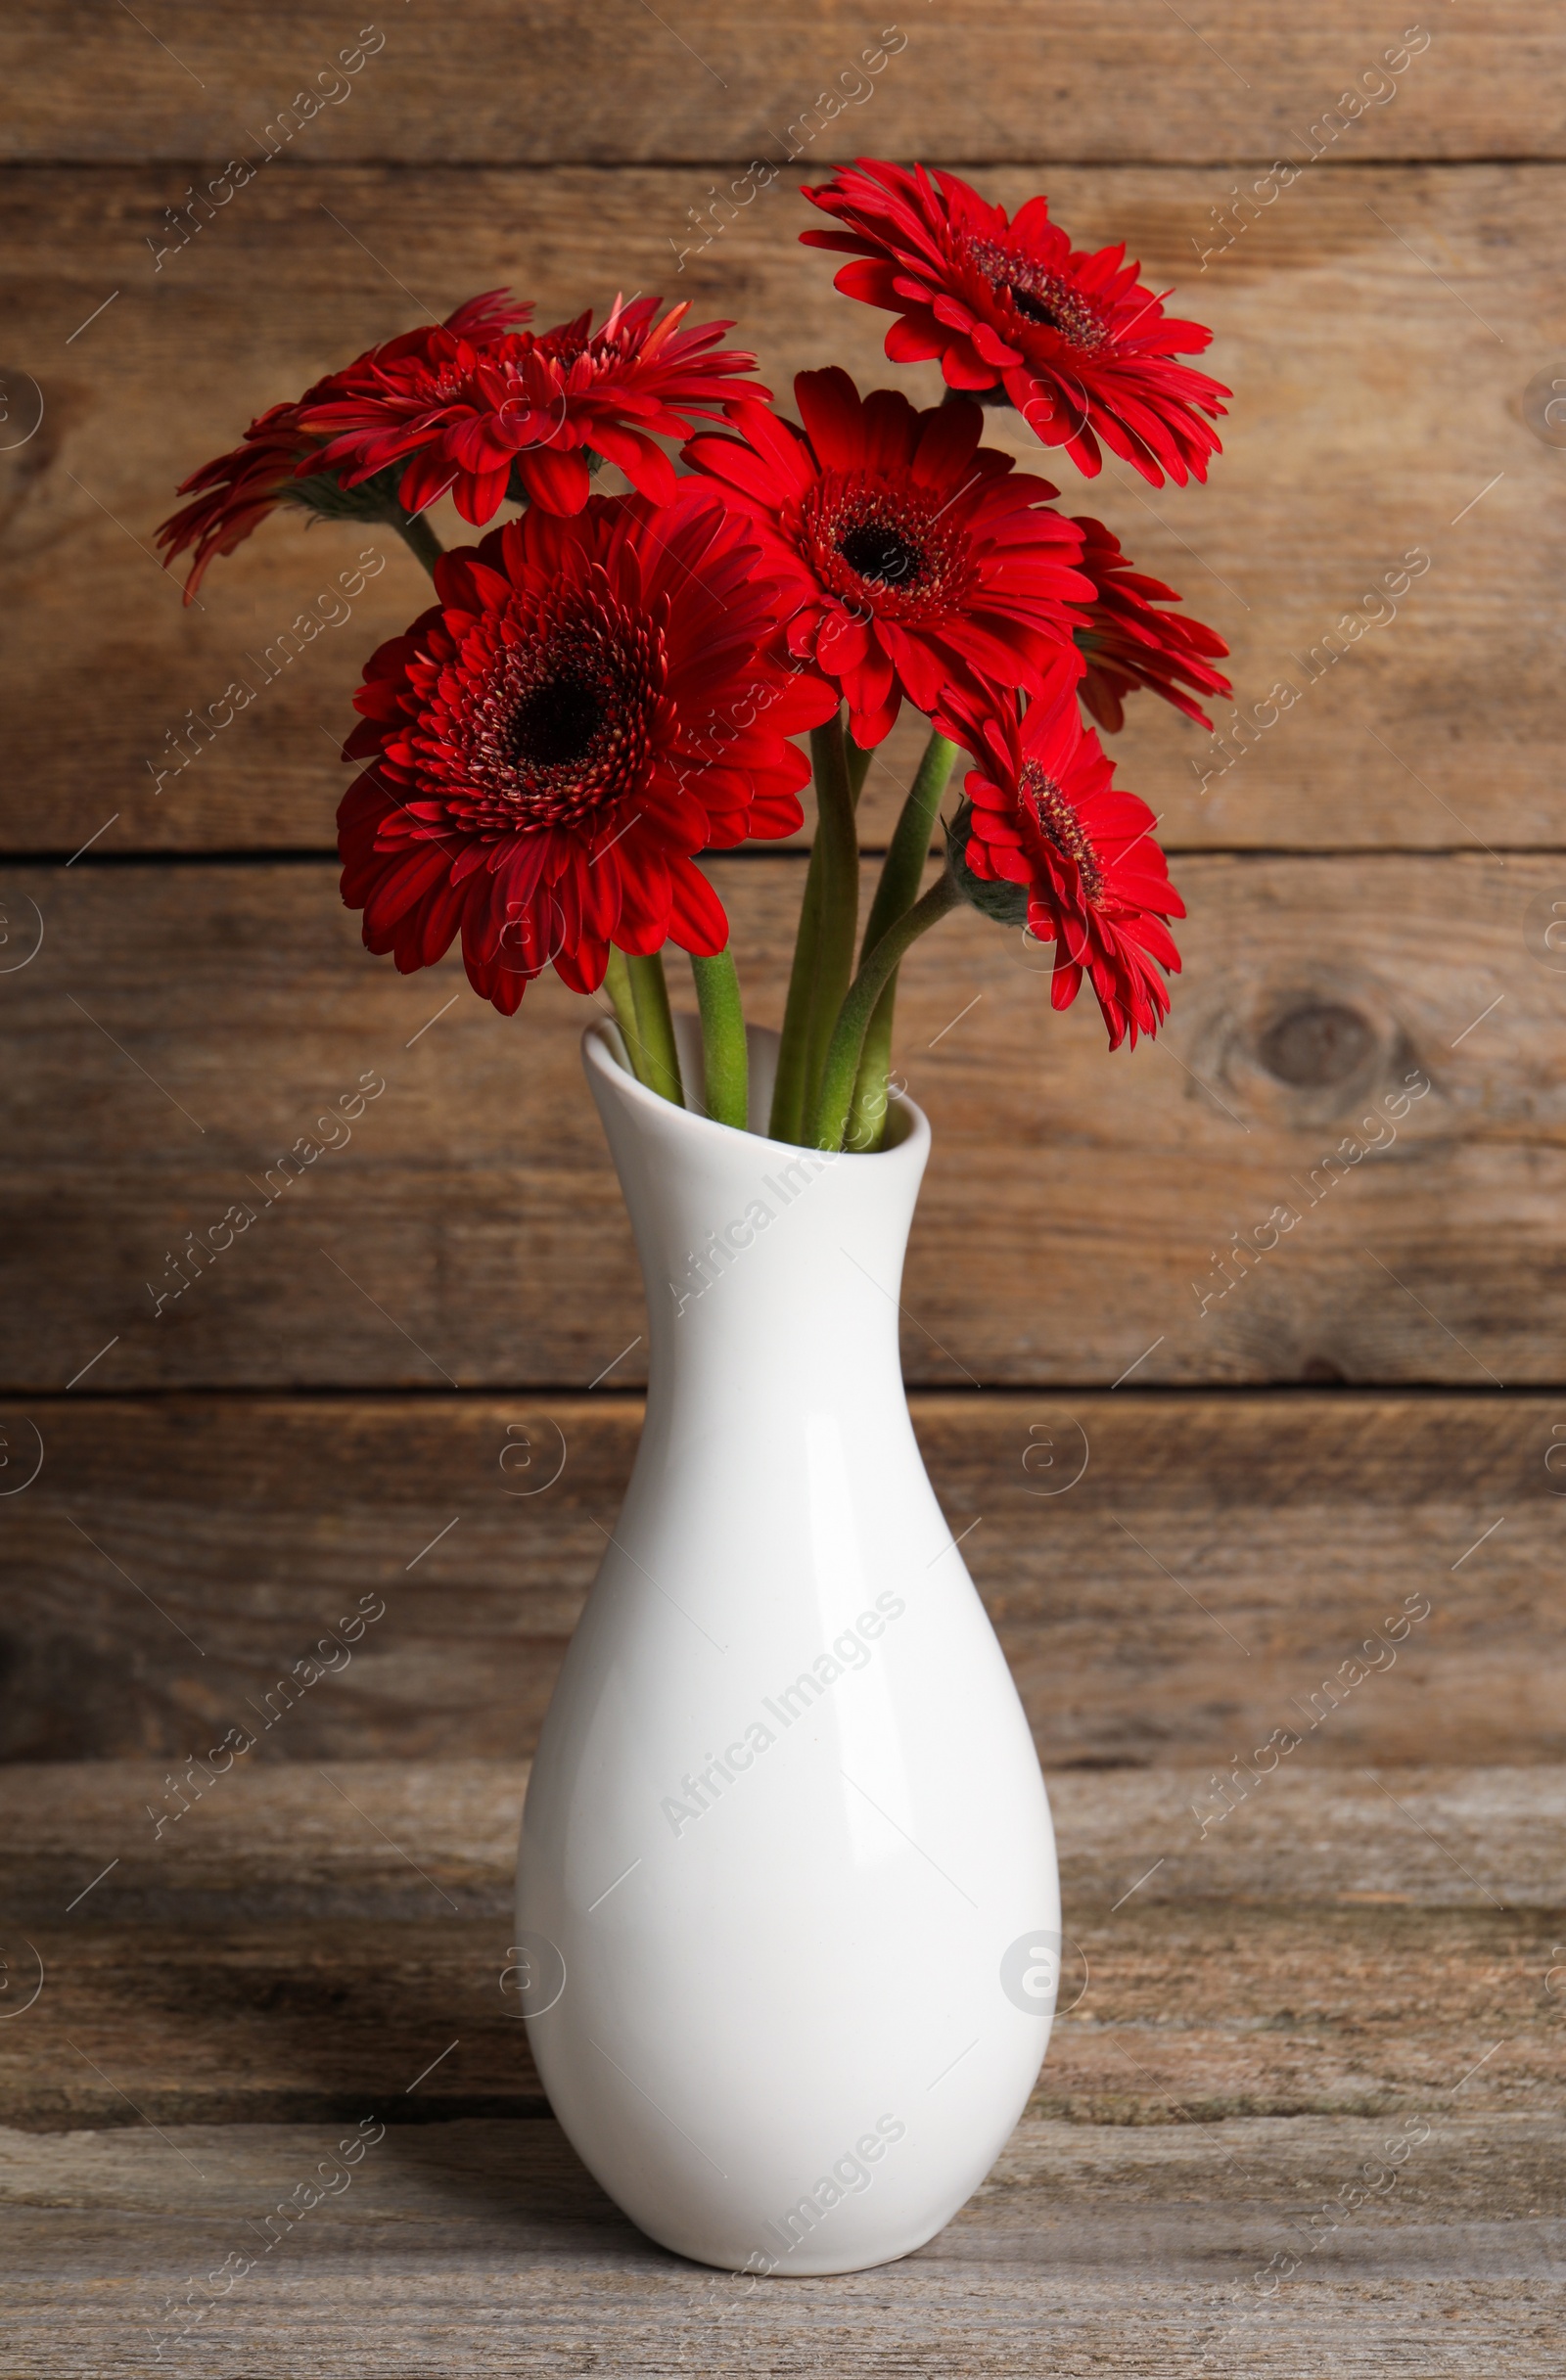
[595,1013,917,1158]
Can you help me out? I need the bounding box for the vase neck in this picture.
[582,1021,931,1412]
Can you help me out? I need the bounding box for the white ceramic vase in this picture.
[515,1019,1059,2274]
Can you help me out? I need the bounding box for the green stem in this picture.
[769,720,871,1145]
[843,732,959,1154]
[603,947,652,1087]
[800,712,860,1124]
[394,510,445,577]
[809,873,962,1153]
[625,950,684,1107]
[767,839,824,1143]
[690,946,748,1130]
[846,978,899,1153]
[859,732,957,965]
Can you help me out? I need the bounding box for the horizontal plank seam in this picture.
[2,155,1562,174]
[7,846,1566,868]
[12,1380,1560,1405]
[0,847,811,869]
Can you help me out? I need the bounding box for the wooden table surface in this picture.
[3,1759,1560,2375]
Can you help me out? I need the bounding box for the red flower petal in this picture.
[945,686,1183,1049]
[683,370,1087,746]
[801,161,1227,491]
[156,292,530,600]
[296,298,767,541]
[336,488,815,1016]
[665,857,729,955]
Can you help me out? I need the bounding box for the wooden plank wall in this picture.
[2,3,1563,1769]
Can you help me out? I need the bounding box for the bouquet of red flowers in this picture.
[160,160,1229,1155]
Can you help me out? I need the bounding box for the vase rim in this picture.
[582,1017,931,1169]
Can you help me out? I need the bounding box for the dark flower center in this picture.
[967,240,1109,354]
[1012,289,1063,328]
[507,674,603,769]
[400,358,472,404]
[804,472,969,623]
[1022,759,1105,903]
[416,592,663,839]
[837,523,925,587]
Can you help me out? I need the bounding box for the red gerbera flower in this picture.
[802,161,1228,490]
[301,296,765,526]
[683,367,1091,749]
[156,291,530,601]
[338,484,832,1016]
[952,690,1183,1049]
[1071,516,1231,733]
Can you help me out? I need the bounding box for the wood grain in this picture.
[2,1763,1559,2128]
[2,856,1564,1394]
[4,1764,1557,2367]
[0,1920,547,2129]
[0,165,1557,852]
[4,1901,1559,2134]
[2,5,1552,165]
[1,1396,1561,1766]
[4,1760,1557,1927]
[1,2118,1560,2373]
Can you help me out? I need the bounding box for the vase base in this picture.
[635,2208,956,2279]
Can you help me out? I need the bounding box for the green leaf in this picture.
[945,798,1030,928]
